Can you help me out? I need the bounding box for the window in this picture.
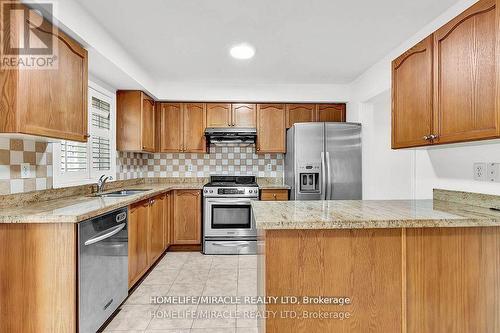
[53,82,116,188]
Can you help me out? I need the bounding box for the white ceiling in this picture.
[77,0,459,86]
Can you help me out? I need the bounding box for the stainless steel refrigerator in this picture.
[285,122,362,200]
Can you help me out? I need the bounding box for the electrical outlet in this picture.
[266,164,272,171]
[20,163,31,179]
[187,164,193,172]
[487,163,500,182]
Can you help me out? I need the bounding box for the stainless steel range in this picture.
[203,175,258,255]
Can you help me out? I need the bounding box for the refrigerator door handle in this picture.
[321,152,327,200]
[325,152,332,200]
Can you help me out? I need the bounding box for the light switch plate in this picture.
[487,163,500,182]
[20,163,31,179]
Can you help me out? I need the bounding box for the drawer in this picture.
[260,189,289,201]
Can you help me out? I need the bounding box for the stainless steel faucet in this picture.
[97,175,113,193]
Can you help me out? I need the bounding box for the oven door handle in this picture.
[206,199,255,205]
[211,241,251,247]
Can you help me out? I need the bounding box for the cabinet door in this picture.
[163,192,172,250]
[232,103,256,127]
[141,95,156,152]
[183,103,206,152]
[128,201,149,288]
[286,104,316,128]
[316,104,346,122]
[392,36,434,148]
[433,0,499,144]
[148,195,164,264]
[206,103,231,127]
[172,190,201,245]
[257,104,286,153]
[18,13,88,142]
[159,103,183,152]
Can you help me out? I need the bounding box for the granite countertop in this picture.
[251,199,500,230]
[0,183,203,224]
[257,184,291,190]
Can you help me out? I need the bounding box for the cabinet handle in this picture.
[273,194,277,200]
[84,134,90,139]
[423,135,431,141]
[151,199,155,204]
[429,134,438,140]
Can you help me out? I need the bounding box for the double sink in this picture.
[93,189,151,198]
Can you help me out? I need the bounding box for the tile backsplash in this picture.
[0,138,53,194]
[0,139,283,195]
[116,145,284,180]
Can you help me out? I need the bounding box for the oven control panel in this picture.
[203,187,259,198]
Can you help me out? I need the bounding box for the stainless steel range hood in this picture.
[205,127,257,145]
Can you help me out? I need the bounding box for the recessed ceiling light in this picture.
[230,43,255,60]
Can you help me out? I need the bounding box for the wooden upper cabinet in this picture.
[317,104,346,122]
[232,103,257,127]
[206,103,231,127]
[158,103,183,152]
[183,103,206,152]
[433,0,499,144]
[117,90,156,152]
[392,36,434,149]
[172,190,202,245]
[0,5,88,142]
[157,102,206,153]
[142,96,156,152]
[286,104,316,128]
[257,104,286,153]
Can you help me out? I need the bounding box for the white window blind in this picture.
[60,141,88,172]
[53,82,116,188]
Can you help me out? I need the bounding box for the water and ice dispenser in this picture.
[298,162,320,193]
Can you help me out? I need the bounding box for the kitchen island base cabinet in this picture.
[172,190,202,245]
[262,227,500,333]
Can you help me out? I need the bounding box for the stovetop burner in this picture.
[205,175,258,188]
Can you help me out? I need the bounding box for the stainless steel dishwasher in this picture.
[78,208,128,333]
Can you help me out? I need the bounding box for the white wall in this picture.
[414,142,500,198]
[361,91,414,200]
[155,81,350,102]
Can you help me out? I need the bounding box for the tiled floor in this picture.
[103,252,259,333]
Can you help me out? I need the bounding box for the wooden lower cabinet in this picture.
[0,223,77,333]
[172,190,202,245]
[260,189,289,201]
[128,193,171,288]
[163,192,172,250]
[148,194,165,264]
[128,200,150,287]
